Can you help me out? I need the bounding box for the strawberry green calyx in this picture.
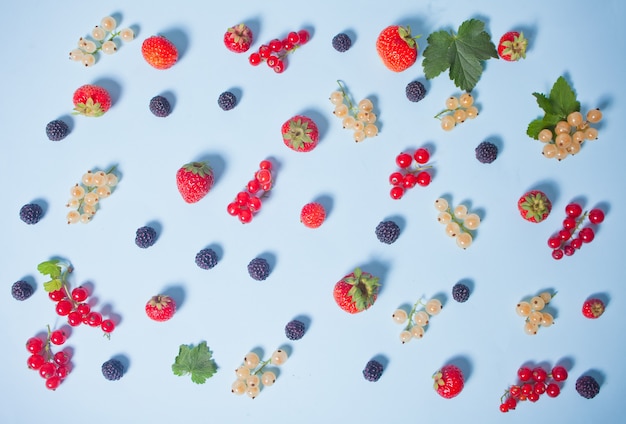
[520,192,550,222]
[182,161,212,178]
[73,98,106,117]
[283,118,316,150]
[397,26,421,49]
[501,32,527,61]
[345,268,380,311]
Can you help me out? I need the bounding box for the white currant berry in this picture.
[101,40,117,55]
[91,26,107,41]
[101,16,117,31]
[120,28,135,42]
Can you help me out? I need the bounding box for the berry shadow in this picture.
[292,314,312,335]
[514,23,539,54]
[583,368,606,387]
[92,77,122,109]
[195,153,226,188]
[394,16,435,55]
[567,195,588,210]
[160,27,189,61]
[278,343,293,358]
[162,284,186,311]
[57,115,75,135]
[100,302,123,326]
[202,242,224,264]
[340,28,357,47]
[257,251,277,278]
[356,258,390,297]
[111,353,131,375]
[110,11,123,26]
[313,193,334,219]
[19,275,38,296]
[446,354,473,383]
[81,280,96,298]
[432,290,449,308]
[524,180,560,210]
[157,90,177,114]
[371,353,390,371]
[145,220,163,244]
[243,16,261,45]
[225,87,243,108]
[587,292,610,309]
[555,355,575,373]
[299,107,329,145]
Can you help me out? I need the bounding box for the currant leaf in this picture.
[527,76,581,139]
[172,341,218,384]
[37,260,61,278]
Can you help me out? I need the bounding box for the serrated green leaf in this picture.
[172,341,218,384]
[37,260,61,278]
[532,93,554,115]
[423,30,454,79]
[43,279,62,292]
[549,76,580,116]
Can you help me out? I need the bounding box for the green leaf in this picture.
[43,279,63,292]
[172,341,218,384]
[423,19,497,92]
[37,260,61,278]
[532,93,554,115]
[549,76,580,117]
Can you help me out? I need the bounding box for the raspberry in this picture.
[284,319,306,340]
[575,375,600,399]
[101,359,124,381]
[11,280,34,301]
[135,226,157,248]
[45,119,70,141]
[475,141,498,164]
[452,282,470,303]
[195,248,218,269]
[332,33,352,52]
[406,81,426,102]
[149,95,171,117]
[362,359,384,382]
[217,91,237,111]
[19,203,43,225]
[247,258,270,281]
[375,220,400,244]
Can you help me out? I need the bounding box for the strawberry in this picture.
[176,161,214,203]
[498,31,527,62]
[281,115,319,152]
[142,35,178,69]
[518,190,551,223]
[301,202,326,228]
[433,364,464,399]
[224,23,253,53]
[145,294,176,321]
[582,298,605,319]
[333,268,380,314]
[375,25,419,72]
[72,84,111,117]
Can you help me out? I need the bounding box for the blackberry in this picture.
[19,203,43,225]
[452,282,470,303]
[375,220,400,244]
[149,95,171,117]
[11,280,34,301]
[575,375,600,399]
[362,359,384,382]
[247,258,270,281]
[406,81,427,102]
[475,141,498,164]
[284,319,306,340]
[135,226,157,248]
[217,91,237,111]
[101,359,124,381]
[195,248,218,270]
[45,119,70,141]
[332,33,352,52]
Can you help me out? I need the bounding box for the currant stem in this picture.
[404,298,426,330]
[336,80,357,113]
[434,108,455,119]
[253,358,272,375]
[445,207,473,234]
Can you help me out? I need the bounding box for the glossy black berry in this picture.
[575,375,600,399]
[375,220,400,244]
[46,119,70,141]
[475,141,498,164]
[101,359,124,381]
[406,81,426,102]
[247,258,270,281]
[285,319,306,340]
[195,248,218,270]
[19,203,43,224]
[218,91,237,111]
[149,95,171,117]
[332,33,352,52]
[11,280,34,301]
[452,283,470,303]
[135,226,157,248]
[363,359,384,382]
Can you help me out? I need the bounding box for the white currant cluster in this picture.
[392,298,443,344]
[69,16,135,67]
[330,80,379,142]
[66,167,118,224]
[231,349,288,399]
[434,198,480,249]
[538,109,603,160]
[436,93,479,131]
[515,291,556,335]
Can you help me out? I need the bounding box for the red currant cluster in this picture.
[227,160,274,224]
[25,326,72,390]
[389,148,433,199]
[500,364,568,412]
[49,285,115,335]
[547,202,604,260]
[248,30,310,73]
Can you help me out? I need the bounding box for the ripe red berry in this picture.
[413,148,430,164]
[256,169,272,184]
[269,39,282,52]
[552,249,564,260]
[27,354,45,370]
[533,381,546,395]
[53,351,70,366]
[287,31,300,44]
[55,300,73,316]
[551,366,568,382]
[563,245,575,256]
[247,196,262,212]
[588,208,605,224]
[71,286,88,302]
[49,289,66,302]
[50,330,67,345]
[558,228,571,241]
[562,217,577,230]
[499,403,509,413]
[390,186,405,200]
[39,362,57,379]
[86,311,102,327]
[297,30,310,44]
[259,160,272,170]
[249,52,261,66]
[579,227,595,243]
[76,303,90,316]
[258,45,271,58]
[416,171,431,187]
[509,385,521,398]
[527,392,540,402]
[389,172,403,186]
[238,209,253,224]
[565,203,582,218]
[571,238,583,249]
[521,383,533,396]
[56,364,70,379]
[236,191,250,205]
[273,60,286,73]
[505,396,517,410]
[545,383,561,397]
[547,236,561,249]
[101,319,115,333]
[26,337,44,354]
[67,310,83,327]
[247,179,260,193]
[532,367,548,383]
[517,367,532,381]
[45,375,62,390]
[402,173,417,188]
[396,153,412,168]
[227,202,239,216]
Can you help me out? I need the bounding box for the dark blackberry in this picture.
[475,141,498,164]
[575,375,600,399]
[452,282,470,303]
[11,280,34,301]
[375,220,400,244]
[217,91,237,111]
[45,119,70,141]
[19,203,43,225]
[362,359,384,382]
[285,319,306,340]
[101,359,124,381]
[406,81,427,102]
[332,33,352,52]
[195,248,218,270]
[149,95,171,117]
[135,226,157,248]
[247,258,270,281]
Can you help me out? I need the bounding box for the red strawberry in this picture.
[498,31,527,62]
[142,35,178,69]
[145,294,176,321]
[72,84,111,117]
[518,190,551,223]
[582,298,605,319]
[333,268,380,314]
[176,161,214,203]
[375,25,419,72]
[224,23,253,53]
[433,364,464,399]
[300,202,326,228]
[281,115,319,152]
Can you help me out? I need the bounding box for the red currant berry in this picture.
[248,196,262,213]
[258,45,271,59]
[227,202,240,216]
[67,311,83,327]
[297,29,310,44]
[551,366,568,382]
[565,203,583,218]
[56,364,70,379]
[552,249,564,260]
[416,171,431,187]
[562,217,577,230]
[248,52,261,66]
[579,227,595,243]
[390,186,405,200]
[101,319,115,333]
[533,381,546,395]
[269,39,282,52]
[76,303,90,316]
[389,172,404,186]
[238,209,253,224]
[547,236,561,249]
[545,383,561,398]
[571,238,583,249]
[50,330,67,345]
[39,362,57,379]
[71,286,88,302]
[517,367,532,382]
[499,404,509,413]
[588,208,605,224]
[402,173,417,188]
[48,289,66,302]
[273,60,286,74]
[55,299,73,316]
[563,244,575,256]
[27,354,46,370]
[259,160,272,170]
[266,55,278,67]
[395,153,413,169]
[87,312,102,327]
[413,148,430,164]
[53,351,70,366]
[247,179,261,194]
[45,375,62,390]
[505,396,517,410]
[509,385,521,398]
[532,367,548,383]
[261,182,272,191]
[287,31,300,44]
[26,337,44,354]
[521,383,533,396]
[558,228,572,241]
[236,191,250,206]
[527,392,540,402]
[282,39,294,51]
[256,169,272,184]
